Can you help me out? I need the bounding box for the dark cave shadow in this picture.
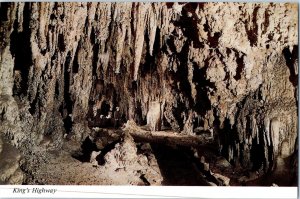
[71,136,99,162]
[150,143,208,186]
[71,135,121,166]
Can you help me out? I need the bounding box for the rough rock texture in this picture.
[0,136,24,184]
[22,132,162,185]
[0,2,298,185]
[99,133,163,185]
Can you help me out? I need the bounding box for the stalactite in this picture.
[133,3,149,81]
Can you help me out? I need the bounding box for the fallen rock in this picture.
[101,133,163,185]
[203,162,210,172]
[215,157,232,169]
[90,151,101,166]
[213,173,230,186]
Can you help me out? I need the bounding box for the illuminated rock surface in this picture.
[0,2,297,185]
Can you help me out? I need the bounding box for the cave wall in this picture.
[0,2,298,177]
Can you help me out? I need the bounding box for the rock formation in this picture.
[0,2,298,185]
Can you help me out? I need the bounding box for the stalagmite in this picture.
[146,101,161,131]
[264,118,271,146]
[270,117,281,157]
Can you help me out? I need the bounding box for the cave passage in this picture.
[151,144,208,185]
[0,2,297,187]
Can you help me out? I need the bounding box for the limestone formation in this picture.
[0,138,24,184]
[146,100,161,131]
[0,2,297,186]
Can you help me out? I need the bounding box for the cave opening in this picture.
[192,61,215,116]
[207,31,221,48]
[177,42,193,100]
[94,138,120,165]
[61,51,74,133]
[0,3,10,21]
[63,52,73,112]
[63,115,73,134]
[72,46,80,74]
[10,3,32,97]
[233,51,245,81]
[141,26,158,78]
[28,91,39,116]
[171,98,186,131]
[250,140,265,171]
[282,45,298,87]
[163,42,194,131]
[58,33,66,52]
[162,112,172,130]
[245,6,259,47]
[100,101,110,117]
[55,80,60,99]
[135,100,147,126]
[174,3,204,49]
[72,136,99,162]
[151,143,208,185]
[92,44,100,77]
[90,26,96,44]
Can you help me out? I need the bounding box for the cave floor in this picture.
[23,141,148,185]
[20,127,296,186]
[22,143,208,185]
